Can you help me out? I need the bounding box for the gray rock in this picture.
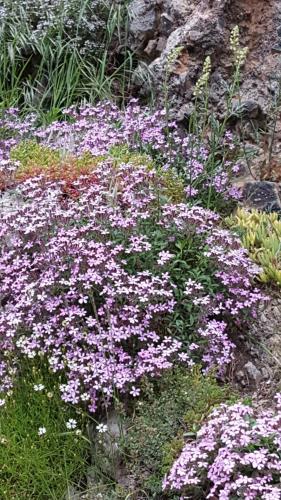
[0,190,23,214]
[101,410,124,459]
[129,0,158,52]
[243,361,263,384]
[229,100,266,124]
[243,181,281,213]
[160,12,174,37]
[245,297,281,391]
[87,410,125,476]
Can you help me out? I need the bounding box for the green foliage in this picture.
[11,139,61,169]
[119,367,235,498]
[0,1,133,120]
[164,26,247,212]
[160,168,185,203]
[226,207,281,285]
[109,144,154,169]
[0,361,89,499]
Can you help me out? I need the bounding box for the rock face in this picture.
[129,0,281,116]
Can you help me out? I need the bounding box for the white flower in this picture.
[38,427,46,436]
[0,399,6,407]
[80,392,90,401]
[33,384,45,392]
[66,419,77,430]
[157,250,174,266]
[96,423,108,434]
[75,429,82,436]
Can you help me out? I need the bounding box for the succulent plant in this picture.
[226,207,281,285]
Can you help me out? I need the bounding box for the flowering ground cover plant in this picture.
[163,396,281,499]
[1,102,242,209]
[0,11,279,497]
[33,99,242,209]
[0,158,264,412]
[0,108,36,155]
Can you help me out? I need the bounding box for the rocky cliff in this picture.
[129,0,281,116]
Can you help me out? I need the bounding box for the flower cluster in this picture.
[0,164,179,410]
[0,108,36,161]
[0,160,264,409]
[163,395,281,499]
[33,100,240,204]
[161,205,265,372]
[0,101,242,205]
[0,108,36,190]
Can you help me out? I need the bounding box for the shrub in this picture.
[10,140,61,169]
[10,140,186,201]
[119,368,234,498]
[0,108,36,161]
[226,208,281,285]
[163,395,281,499]
[0,0,111,56]
[10,140,104,196]
[0,161,264,412]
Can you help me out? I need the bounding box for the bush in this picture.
[163,396,281,499]
[226,208,281,285]
[10,140,104,196]
[0,0,111,56]
[0,161,264,412]
[9,140,186,201]
[0,109,37,189]
[119,368,234,498]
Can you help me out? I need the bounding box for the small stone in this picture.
[176,102,194,127]
[243,361,263,383]
[157,36,167,53]
[243,181,281,212]
[234,100,263,120]
[236,370,247,387]
[261,368,270,379]
[144,39,158,57]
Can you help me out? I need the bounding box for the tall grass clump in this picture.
[0,0,133,120]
